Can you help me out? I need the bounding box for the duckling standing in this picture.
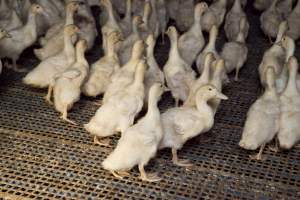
[221,17,248,81]
[260,0,283,43]
[49,39,89,125]
[159,85,228,167]
[84,60,146,146]
[201,0,227,33]
[83,32,122,97]
[239,66,280,160]
[278,57,300,149]
[178,2,208,66]
[23,25,79,89]
[102,83,164,182]
[163,26,196,106]
[224,0,249,41]
[0,4,44,72]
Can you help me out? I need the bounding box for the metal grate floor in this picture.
[1,3,300,200]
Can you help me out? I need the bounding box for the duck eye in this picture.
[208,88,212,91]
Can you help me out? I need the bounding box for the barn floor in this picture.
[1,3,300,200]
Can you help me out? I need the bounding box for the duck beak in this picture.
[216,92,228,100]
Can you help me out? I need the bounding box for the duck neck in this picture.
[124,0,132,22]
[132,22,140,37]
[285,44,295,62]
[207,31,217,51]
[76,47,88,67]
[284,67,298,95]
[236,31,245,43]
[192,9,204,33]
[24,11,37,38]
[65,8,75,25]
[199,61,211,83]
[142,5,150,28]
[106,40,116,58]
[294,0,300,14]
[264,85,278,99]
[132,67,145,88]
[146,43,155,60]
[64,33,76,63]
[196,98,213,117]
[146,93,160,118]
[232,0,241,12]
[169,32,180,59]
[106,3,118,25]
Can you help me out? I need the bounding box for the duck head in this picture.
[196,84,228,102]
[67,1,80,13]
[31,4,44,15]
[64,24,80,36]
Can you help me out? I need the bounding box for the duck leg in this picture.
[110,170,130,179]
[12,58,28,72]
[175,98,179,107]
[172,148,193,167]
[138,164,161,182]
[268,138,279,153]
[250,143,266,161]
[234,68,240,81]
[60,107,77,125]
[45,85,54,105]
[93,136,111,146]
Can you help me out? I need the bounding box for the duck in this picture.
[48,39,89,125]
[196,25,220,74]
[286,0,300,41]
[102,83,164,182]
[224,0,249,41]
[34,1,79,60]
[119,0,132,38]
[276,35,296,93]
[159,84,228,167]
[201,0,227,33]
[258,38,285,87]
[101,0,123,54]
[178,2,208,66]
[23,24,79,89]
[184,53,215,107]
[84,60,146,146]
[221,17,248,81]
[0,4,44,72]
[174,0,194,32]
[144,34,165,105]
[239,66,280,160]
[119,15,143,65]
[278,56,300,149]
[260,0,284,43]
[277,0,294,19]
[83,31,122,97]
[254,0,273,11]
[0,29,11,74]
[103,40,145,104]
[163,26,196,107]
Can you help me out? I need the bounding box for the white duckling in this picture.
[49,39,89,125]
[221,17,248,81]
[260,0,284,43]
[239,66,280,160]
[119,0,132,37]
[196,25,220,74]
[102,83,164,182]
[224,0,249,41]
[278,56,300,149]
[103,40,145,104]
[84,60,146,146]
[258,39,285,87]
[0,29,11,74]
[178,2,208,66]
[184,53,215,107]
[276,35,296,93]
[34,1,79,60]
[23,25,79,88]
[159,84,228,167]
[101,0,122,54]
[144,34,165,104]
[0,4,44,72]
[163,26,196,106]
[286,0,300,41]
[119,15,143,65]
[83,32,122,97]
[201,0,227,33]
[254,0,272,11]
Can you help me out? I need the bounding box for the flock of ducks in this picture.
[0,0,299,182]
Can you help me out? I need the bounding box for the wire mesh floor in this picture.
[1,3,300,200]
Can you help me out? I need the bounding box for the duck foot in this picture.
[110,170,130,179]
[139,164,161,182]
[249,144,266,161]
[93,136,110,146]
[60,114,77,125]
[172,148,193,167]
[44,96,53,105]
